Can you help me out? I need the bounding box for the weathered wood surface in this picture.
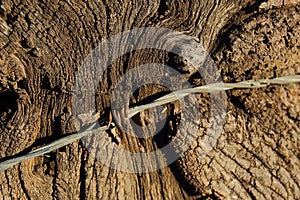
[0,0,299,199]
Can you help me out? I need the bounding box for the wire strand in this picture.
[0,74,299,172]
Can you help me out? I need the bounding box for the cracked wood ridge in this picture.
[0,0,299,199]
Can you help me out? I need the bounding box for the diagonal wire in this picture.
[129,75,300,117]
[0,123,108,172]
[0,74,299,172]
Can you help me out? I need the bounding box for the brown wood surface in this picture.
[0,0,299,199]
